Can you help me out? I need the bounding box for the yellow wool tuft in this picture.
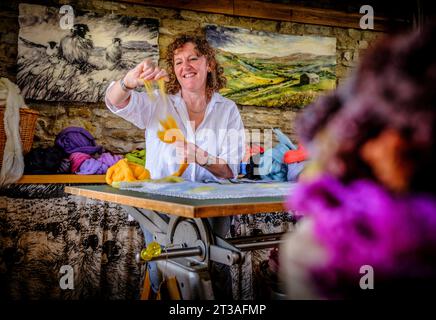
[156,116,188,177]
[157,115,185,143]
[105,158,150,185]
[143,79,155,101]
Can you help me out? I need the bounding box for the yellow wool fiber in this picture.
[105,158,150,185]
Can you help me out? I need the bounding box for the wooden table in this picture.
[64,184,286,218]
[64,184,288,299]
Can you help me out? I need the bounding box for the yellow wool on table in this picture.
[105,158,150,185]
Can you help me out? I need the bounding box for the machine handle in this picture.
[136,246,203,264]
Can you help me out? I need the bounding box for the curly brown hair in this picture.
[165,35,226,99]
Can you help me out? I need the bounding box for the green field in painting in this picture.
[217,49,336,108]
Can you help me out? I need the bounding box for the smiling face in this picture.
[173,42,210,95]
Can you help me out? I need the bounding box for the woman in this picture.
[280,24,436,299]
[105,35,245,181]
[105,35,245,297]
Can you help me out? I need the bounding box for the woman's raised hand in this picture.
[123,59,169,88]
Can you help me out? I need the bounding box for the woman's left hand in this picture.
[175,141,208,165]
[174,141,233,178]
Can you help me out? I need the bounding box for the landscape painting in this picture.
[205,25,336,108]
[17,3,159,102]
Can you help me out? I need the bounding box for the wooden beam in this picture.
[120,0,407,31]
[131,0,234,15]
[233,0,292,21]
[284,4,391,30]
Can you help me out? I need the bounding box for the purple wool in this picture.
[69,152,92,173]
[97,152,123,167]
[55,127,103,154]
[77,158,109,175]
[287,175,436,277]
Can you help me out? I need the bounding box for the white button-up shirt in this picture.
[105,83,245,181]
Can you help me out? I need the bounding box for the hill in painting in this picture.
[217,48,336,108]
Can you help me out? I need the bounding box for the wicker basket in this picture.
[0,106,39,168]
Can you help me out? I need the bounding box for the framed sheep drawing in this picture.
[17,3,159,102]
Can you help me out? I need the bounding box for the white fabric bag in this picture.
[0,77,26,186]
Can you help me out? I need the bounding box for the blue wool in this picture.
[274,128,297,151]
[287,161,307,182]
[259,129,301,181]
[240,163,247,175]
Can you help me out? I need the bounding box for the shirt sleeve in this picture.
[218,102,246,178]
[104,81,157,130]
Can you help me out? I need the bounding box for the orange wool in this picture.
[283,144,308,164]
[105,158,150,185]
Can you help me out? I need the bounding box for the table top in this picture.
[64,184,287,218]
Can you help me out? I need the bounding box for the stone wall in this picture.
[0,0,383,153]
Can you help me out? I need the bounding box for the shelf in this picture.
[16,174,106,184]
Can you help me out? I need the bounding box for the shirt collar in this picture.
[172,91,223,109]
[170,91,183,107]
